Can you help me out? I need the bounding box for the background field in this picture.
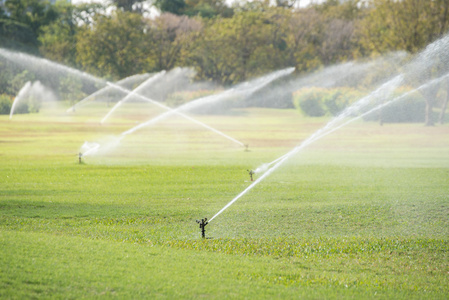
[1,105,448,299]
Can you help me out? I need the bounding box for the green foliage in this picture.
[357,0,449,54]
[155,0,187,15]
[0,19,39,52]
[165,89,219,107]
[58,75,86,105]
[364,87,427,123]
[147,13,201,71]
[7,70,34,95]
[293,87,327,117]
[1,0,449,127]
[76,11,152,79]
[3,0,58,37]
[155,0,233,18]
[294,87,367,117]
[38,2,78,66]
[185,8,294,85]
[0,94,12,114]
[322,87,365,116]
[111,0,143,12]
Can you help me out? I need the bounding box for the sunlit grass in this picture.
[0,107,448,298]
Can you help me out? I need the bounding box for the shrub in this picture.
[1,94,42,116]
[322,88,365,116]
[293,87,365,117]
[363,87,426,123]
[293,87,327,117]
[165,90,220,107]
[0,94,12,114]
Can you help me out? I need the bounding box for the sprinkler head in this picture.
[244,144,249,152]
[78,152,83,164]
[196,218,208,238]
[247,169,255,181]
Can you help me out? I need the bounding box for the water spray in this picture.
[67,74,152,112]
[107,83,247,148]
[206,66,449,225]
[196,218,208,238]
[121,68,295,137]
[100,71,166,124]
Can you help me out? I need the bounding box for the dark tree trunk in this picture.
[425,99,435,126]
[439,80,449,124]
[421,83,439,126]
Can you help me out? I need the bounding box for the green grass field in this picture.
[1,104,448,299]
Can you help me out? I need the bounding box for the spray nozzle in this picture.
[196,218,208,238]
[247,169,255,181]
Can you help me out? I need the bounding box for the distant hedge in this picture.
[363,87,426,123]
[293,86,427,123]
[293,87,364,117]
[0,93,41,115]
[0,94,12,114]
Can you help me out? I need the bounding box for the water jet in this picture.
[206,32,449,225]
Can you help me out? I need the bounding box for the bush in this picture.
[165,90,218,107]
[293,87,364,117]
[322,88,365,116]
[363,87,426,123]
[293,87,327,117]
[0,94,42,116]
[0,94,12,114]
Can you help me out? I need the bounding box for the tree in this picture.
[184,0,233,18]
[155,0,233,18]
[110,0,151,14]
[0,19,39,53]
[184,8,293,85]
[38,2,78,66]
[3,0,58,36]
[76,11,152,79]
[357,0,449,125]
[147,13,201,71]
[0,0,58,53]
[154,0,187,15]
[357,0,449,54]
[275,0,298,8]
[285,8,323,73]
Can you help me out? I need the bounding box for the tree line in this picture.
[1,0,449,124]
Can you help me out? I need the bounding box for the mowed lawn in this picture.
[1,106,448,299]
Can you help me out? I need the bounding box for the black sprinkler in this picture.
[196,218,208,238]
[247,169,255,181]
[79,152,83,164]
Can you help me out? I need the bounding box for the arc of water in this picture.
[121,68,295,137]
[254,74,403,173]
[100,71,166,124]
[0,48,102,85]
[66,74,152,113]
[209,72,448,223]
[107,82,246,147]
[9,81,32,119]
[66,86,108,112]
[81,141,101,156]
